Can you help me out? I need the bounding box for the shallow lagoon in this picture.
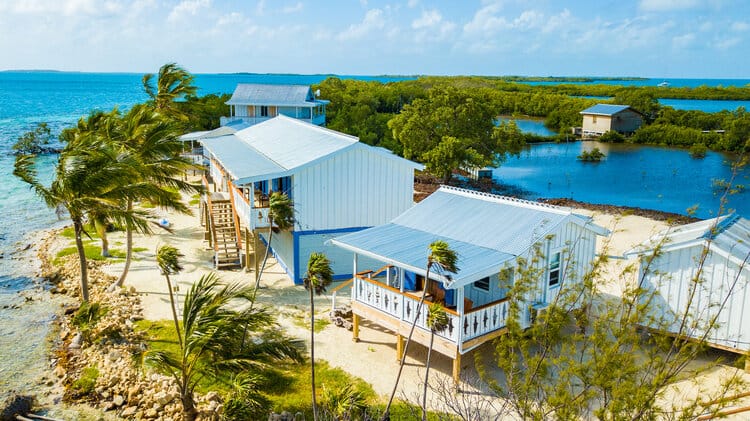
[494,141,750,219]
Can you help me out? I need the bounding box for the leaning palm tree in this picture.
[156,245,184,348]
[14,133,151,302]
[422,302,450,420]
[142,63,197,121]
[146,273,304,421]
[303,252,333,421]
[253,191,295,295]
[382,240,458,421]
[113,104,202,288]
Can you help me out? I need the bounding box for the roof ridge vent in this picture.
[438,185,572,214]
[702,213,739,240]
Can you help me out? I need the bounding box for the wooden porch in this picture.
[349,267,510,384]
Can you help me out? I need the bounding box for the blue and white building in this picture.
[200,115,422,283]
[221,83,329,127]
[331,186,608,382]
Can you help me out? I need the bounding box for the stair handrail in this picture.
[227,180,244,255]
[204,190,220,256]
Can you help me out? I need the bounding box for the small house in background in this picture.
[625,214,750,371]
[580,104,643,137]
[199,115,422,282]
[220,83,329,127]
[330,186,608,384]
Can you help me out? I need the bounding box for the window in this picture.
[474,276,490,292]
[592,115,597,124]
[548,252,561,287]
[260,106,269,117]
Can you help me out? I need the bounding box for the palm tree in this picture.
[142,63,197,121]
[303,252,333,421]
[113,104,202,288]
[13,130,152,302]
[146,273,304,421]
[156,245,184,348]
[382,240,458,421]
[253,191,295,295]
[422,302,450,420]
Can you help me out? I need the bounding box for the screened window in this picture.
[548,252,561,287]
[474,276,490,292]
[260,106,269,117]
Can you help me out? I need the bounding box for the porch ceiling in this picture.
[330,223,514,289]
[200,134,285,182]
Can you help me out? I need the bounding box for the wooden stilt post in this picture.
[452,351,461,390]
[352,314,360,342]
[396,334,404,361]
[745,352,750,373]
[244,227,251,273]
[253,230,260,282]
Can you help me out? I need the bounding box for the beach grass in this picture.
[189,193,201,206]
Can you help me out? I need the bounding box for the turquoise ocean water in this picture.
[0,72,748,399]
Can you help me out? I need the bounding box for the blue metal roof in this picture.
[226,83,328,107]
[200,134,283,180]
[580,104,633,116]
[331,223,513,287]
[332,186,606,288]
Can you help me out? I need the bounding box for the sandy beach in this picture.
[37,193,750,418]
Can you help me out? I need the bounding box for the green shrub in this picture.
[72,302,107,330]
[577,147,606,162]
[689,143,708,158]
[599,130,625,143]
[71,366,99,396]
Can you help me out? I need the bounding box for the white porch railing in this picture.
[252,207,270,229]
[460,300,509,342]
[353,275,463,344]
[230,184,251,229]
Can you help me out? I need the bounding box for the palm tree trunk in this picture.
[383,268,432,420]
[115,200,134,287]
[94,219,110,257]
[310,287,318,421]
[422,332,435,421]
[165,273,183,349]
[73,219,90,302]
[180,387,198,421]
[252,223,274,297]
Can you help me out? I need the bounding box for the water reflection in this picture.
[494,141,749,218]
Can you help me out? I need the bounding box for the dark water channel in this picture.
[494,141,750,219]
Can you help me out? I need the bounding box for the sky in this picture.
[0,0,748,78]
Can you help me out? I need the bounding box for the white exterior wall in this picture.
[643,245,750,352]
[293,147,415,231]
[298,233,382,281]
[259,230,295,278]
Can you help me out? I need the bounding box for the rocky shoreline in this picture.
[29,230,223,420]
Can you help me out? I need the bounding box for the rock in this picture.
[1,394,34,421]
[127,384,141,402]
[53,365,66,378]
[121,406,137,417]
[113,395,125,407]
[205,391,221,402]
[69,332,82,349]
[107,350,122,362]
[145,408,158,418]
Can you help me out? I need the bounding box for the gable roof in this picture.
[331,186,608,288]
[625,214,750,266]
[200,115,421,185]
[580,104,641,116]
[179,125,245,142]
[226,83,329,107]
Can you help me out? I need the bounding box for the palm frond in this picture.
[304,252,333,295]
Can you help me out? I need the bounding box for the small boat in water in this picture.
[658,80,670,87]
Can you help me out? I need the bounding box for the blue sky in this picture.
[0,0,747,77]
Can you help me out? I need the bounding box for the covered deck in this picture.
[350,265,510,384]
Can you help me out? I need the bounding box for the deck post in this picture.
[352,314,360,342]
[253,229,260,281]
[452,351,461,390]
[746,352,750,373]
[396,334,404,361]
[244,227,251,272]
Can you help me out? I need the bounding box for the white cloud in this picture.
[731,21,750,32]
[715,37,740,50]
[2,0,123,17]
[283,2,303,14]
[168,0,210,23]
[699,21,713,31]
[337,8,385,41]
[407,0,419,8]
[672,32,695,48]
[412,10,442,29]
[638,0,700,12]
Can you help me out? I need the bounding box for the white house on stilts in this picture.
[330,186,609,384]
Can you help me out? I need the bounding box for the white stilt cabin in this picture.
[330,186,608,383]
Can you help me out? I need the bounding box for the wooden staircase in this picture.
[206,192,241,269]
